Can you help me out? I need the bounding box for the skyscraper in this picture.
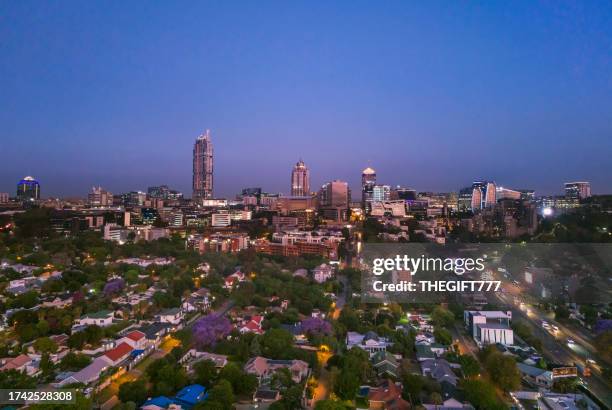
[291,159,310,196]
[564,182,591,200]
[88,186,113,207]
[16,176,40,201]
[470,180,496,210]
[319,180,351,221]
[361,167,376,207]
[193,130,214,201]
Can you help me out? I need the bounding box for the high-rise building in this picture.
[361,167,376,207]
[393,187,417,201]
[88,186,113,207]
[0,193,9,204]
[496,186,521,201]
[564,182,591,200]
[471,181,496,210]
[319,180,351,221]
[16,176,40,201]
[148,185,183,200]
[193,130,214,201]
[372,185,391,202]
[291,159,310,196]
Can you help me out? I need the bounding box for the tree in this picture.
[594,330,612,360]
[262,328,294,359]
[460,379,505,410]
[193,314,233,348]
[458,355,480,378]
[218,363,258,396]
[34,337,58,354]
[334,371,359,400]
[401,373,424,403]
[485,352,520,391]
[59,353,92,371]
[433,328,452,345]
[0,369,37,388]
[118,380,148,405]
[192,359,217,387]
[314,400,348,410]
[205,380,234,410]
[431,306,454,328]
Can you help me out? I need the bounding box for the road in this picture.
[493,289,612,407]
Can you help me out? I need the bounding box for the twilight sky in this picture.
[1,1,611,198]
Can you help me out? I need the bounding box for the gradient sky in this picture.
[1,1,611,198]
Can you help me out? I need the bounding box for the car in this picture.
[586,358,596,365]
[542,321,550,328]
[567,338,575,345]
[552,325,559,332]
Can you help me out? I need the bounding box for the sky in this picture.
[1,1,611,198]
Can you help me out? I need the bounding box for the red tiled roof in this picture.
[104,342,133,362]
[126,330,145,341]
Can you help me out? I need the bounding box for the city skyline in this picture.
[1,2,611,197]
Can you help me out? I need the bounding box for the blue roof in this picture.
[175,384,207,406]
[143,396,173,408]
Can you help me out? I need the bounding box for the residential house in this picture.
[0,354,37,376]
[423,398,475,410]
[346,331,392,357]
[155,307,184,326]
[118,330,147,350]
[313,263,334,283]
[372,351,400,378]
[74,310,114,328]
[101,342,133,367]
[180,350,228,373]
[239,315,264,335]
[517,363,553,388]
[223,270,246,289]
[244,356,310,384]
[367,379,410,410]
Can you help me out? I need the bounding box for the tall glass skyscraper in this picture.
[192,130,214,201]
[291,159,310,196]
[361,167,376,207]
[16,176,40,201]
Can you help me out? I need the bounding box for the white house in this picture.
[313,264,334,283]
[155,308,184,325]
[74,310,114,328]
[346,331,392,357]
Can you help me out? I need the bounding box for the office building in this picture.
[372,185,391,202]
[290,159,310,196]
[496,186,521,201]
[392,187,417,201]
[0,193,8,204]
[193,130,214,200]
[464,310,514,346]
[319,180,350,221]
[361,167,376,207]
[564,181,591,200]
[88,186,113,207]
[16,176,40,201]
[471,181,496,210]
[148,185,183,200]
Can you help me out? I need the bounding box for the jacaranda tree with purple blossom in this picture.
[193,314,233,348]
[103,278,125,297]
[301,317,332,336]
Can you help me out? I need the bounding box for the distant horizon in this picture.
[0,142,605,199]
[1,2,611,197]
